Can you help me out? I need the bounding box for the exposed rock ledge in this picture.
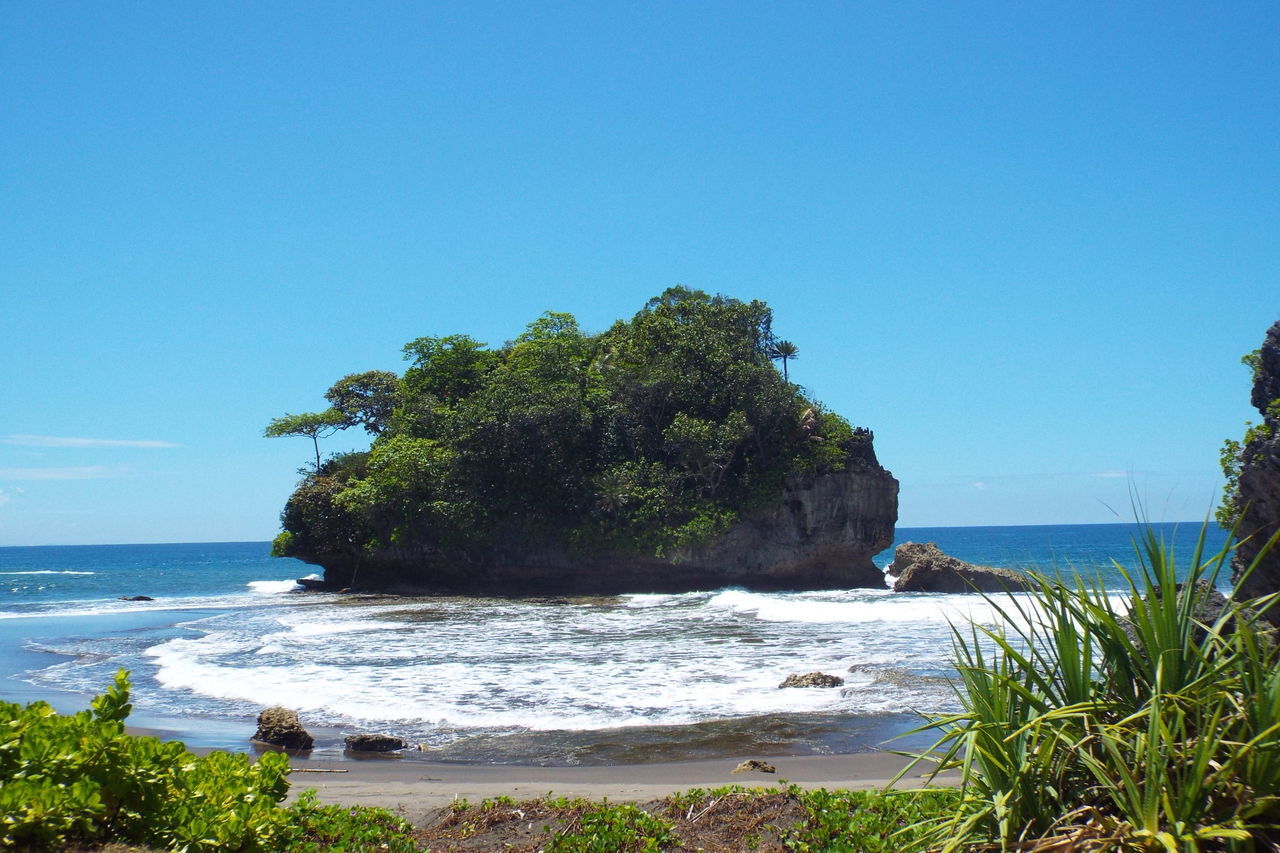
[887,542,1035,594]
[1233,319,1280,621]
[294,463,899,596]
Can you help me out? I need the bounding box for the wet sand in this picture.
[282,752,958,826]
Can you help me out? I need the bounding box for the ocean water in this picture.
[0,523,1232,765]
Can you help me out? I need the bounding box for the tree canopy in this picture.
[269,288,872,564]
[264,410,348,472]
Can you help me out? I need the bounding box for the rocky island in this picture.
[268,288,898,594]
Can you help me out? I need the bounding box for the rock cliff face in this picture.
[298,462,898,595]
[1233,320,1280,614]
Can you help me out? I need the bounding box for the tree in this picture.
[324,370,400,435]
[400,335,496,404]
[264,410,347,471]
[769,340,798,382]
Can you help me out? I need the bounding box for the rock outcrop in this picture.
[733,759,777,774]
[885,542,946,578]
[778,672,845,688]
[300,462,898,595]
[888,542,1034,593]
[1233,320,1280,620]
[251,706,314,751]
[344,734,407,752]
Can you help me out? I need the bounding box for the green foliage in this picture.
[0,670,296,851]
[546,800,676,853]
[1218,347,1280,528]
[324,370,400,436]
[283,790,418,852]
[904,523,1280,852]
[0,672,424,853]
[1219,411,1279,528]
[784,787,960,853]
[399,333,496,413]
[769,338,799,381]
[278,474,368,559]
[272,289,872,567]
[264,409,349,472]
[270,530,294,557]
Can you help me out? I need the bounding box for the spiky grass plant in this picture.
[903,523,1280,852]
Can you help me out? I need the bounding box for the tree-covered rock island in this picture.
[268,288,898,594]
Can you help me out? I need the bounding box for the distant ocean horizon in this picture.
[0,521,1233,765]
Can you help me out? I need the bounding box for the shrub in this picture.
[785,786,960,853]
[283,790,417,852]
[0,671,294,851]
[545,800,676,852]
[904,522,1280,852]
[0,671,420,852]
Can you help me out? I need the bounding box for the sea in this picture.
[0,522,1232,766]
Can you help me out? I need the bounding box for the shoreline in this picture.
[117,724,955,820]
[279,751,958,823]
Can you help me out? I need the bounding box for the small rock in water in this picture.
[733,759,777,774]
[344,733,408,752]
[778,671,844,689]
[252,706,314,751]
[118,595,154,601]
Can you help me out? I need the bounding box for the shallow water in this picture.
[0,523,1231,764]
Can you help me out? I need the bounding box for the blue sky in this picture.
[2,2,1277,545]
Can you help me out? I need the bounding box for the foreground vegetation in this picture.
[0,672,418,852]
[6,525,1279,851]
[902,523,1280,852]
[419,786,958,852]
[268,288,873,567]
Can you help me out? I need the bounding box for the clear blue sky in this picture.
[2,2,1276,545]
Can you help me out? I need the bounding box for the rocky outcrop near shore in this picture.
[778,672,845,688]
[251,706,313,751]
[344,733,407,753]
[887,541,1035,593]
[1233,320,1280,618]
[299,462,899,595]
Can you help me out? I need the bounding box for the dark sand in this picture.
[282,752,958,826]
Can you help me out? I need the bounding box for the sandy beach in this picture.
[282,752,958,826]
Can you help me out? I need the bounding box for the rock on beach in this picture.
[252,706,314,751]
[344,733,408,753]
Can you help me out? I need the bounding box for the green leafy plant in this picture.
[545,800,676,852]
[902,522,1280,852]
[784,786,960,853]
[0,670,297,851]
[283,789,418,852]
[0,672,426,852]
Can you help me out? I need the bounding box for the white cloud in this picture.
[1091,470,1130,479]
[0,466,122,480]
[971,481,988,490]
[1,435,181,449]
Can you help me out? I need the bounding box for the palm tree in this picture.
[770,340,798,382]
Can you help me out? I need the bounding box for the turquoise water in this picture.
[0,522,1233,764]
